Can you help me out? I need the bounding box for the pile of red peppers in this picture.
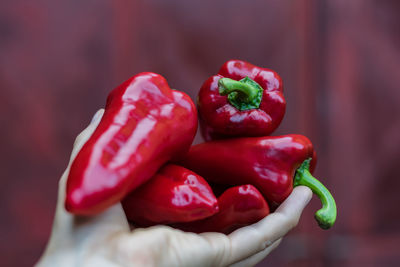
[66,60,337,233]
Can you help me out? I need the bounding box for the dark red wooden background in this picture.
[1,0,399,266]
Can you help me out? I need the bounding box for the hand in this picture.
[36,109,312,267]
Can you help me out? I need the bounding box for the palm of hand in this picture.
[36,109,312,267]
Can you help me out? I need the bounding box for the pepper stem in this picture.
[218,77,263,111]
[294,159,337,229]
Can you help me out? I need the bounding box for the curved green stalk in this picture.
[294,159,337,229]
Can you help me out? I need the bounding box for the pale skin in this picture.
[36,109,313,267]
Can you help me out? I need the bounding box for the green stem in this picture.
[218,77,263,111]
[294,159,337,229]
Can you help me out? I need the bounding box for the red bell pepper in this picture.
[66,73,197,215]
[179,135,337,229]
[173,185,270,234]
[122,164,219,226]
[198,60,286,140]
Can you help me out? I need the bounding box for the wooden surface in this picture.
[1,0,399,266]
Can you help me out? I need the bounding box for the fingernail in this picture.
[295,186,313,205]
[91,109,104,124]
[304,187,313,204]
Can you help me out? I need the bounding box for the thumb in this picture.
[45,109,128,251]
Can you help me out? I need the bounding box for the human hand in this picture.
[36,109,312,267]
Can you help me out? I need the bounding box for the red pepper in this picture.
[173,185,270,234]
[179,135,337,229]
[198,60,286,140]
[66,73,197,215]
[122,164,219,226]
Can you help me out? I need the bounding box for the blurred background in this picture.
[1,0,399,266]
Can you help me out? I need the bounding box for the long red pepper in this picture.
[122,164,219,226]
[66,73,197,215]
[173,185,270,234]
[198,60,285,140]
[179,135,337,229]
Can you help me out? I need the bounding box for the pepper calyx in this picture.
[218,76,263,111]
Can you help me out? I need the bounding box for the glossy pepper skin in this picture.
[122,164,219,226]
[66,73,197,215]
[180,135,337,229]
[173,185,270,234]
[198,60,286,141]
[180,135,315,205]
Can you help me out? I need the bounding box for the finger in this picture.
[229,238,282,267]
[40,109,129,260]
[53,108,128,233]
[70,108,104,162]
[58,109,105,202]
[112,226,232,267]
[160,229,231,267]
[226,186,312,264]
